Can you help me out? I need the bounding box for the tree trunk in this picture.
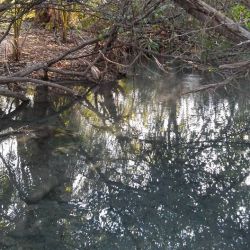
[173,0,250,43]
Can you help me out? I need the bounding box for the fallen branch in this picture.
[182,77,234,95]
[219,60,250,69]
[48,67,96,79]
[11,34,109,78]
[237,40,250,47]
[174,0,250,42]
[0,89,29,101]
[0,127,29,141]
[0,77,80,97]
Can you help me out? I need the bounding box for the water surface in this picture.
[0,69,250,249]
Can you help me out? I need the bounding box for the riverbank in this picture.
[0,24,249,103]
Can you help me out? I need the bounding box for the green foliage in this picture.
[140,37,160,52]
[231,4,250,29]
[152,3,170,19]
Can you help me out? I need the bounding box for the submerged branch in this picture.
[0,77,80,97]
[181,77,234,95]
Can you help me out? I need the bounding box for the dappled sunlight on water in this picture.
[0,70,250,249]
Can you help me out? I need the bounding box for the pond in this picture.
[0,67,250,249]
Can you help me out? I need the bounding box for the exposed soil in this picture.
[0,27,88,76]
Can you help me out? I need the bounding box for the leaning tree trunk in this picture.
[173,0,250,43]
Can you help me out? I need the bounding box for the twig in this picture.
[99,50,141,68]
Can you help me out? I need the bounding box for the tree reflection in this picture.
[0,73,250,249]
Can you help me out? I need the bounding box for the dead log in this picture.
[173,0,250,42]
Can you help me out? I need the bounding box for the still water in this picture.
[0,68,250,249]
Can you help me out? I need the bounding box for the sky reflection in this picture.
[0,71,250,249]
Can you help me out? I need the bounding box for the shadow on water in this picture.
[0,69,250,249]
